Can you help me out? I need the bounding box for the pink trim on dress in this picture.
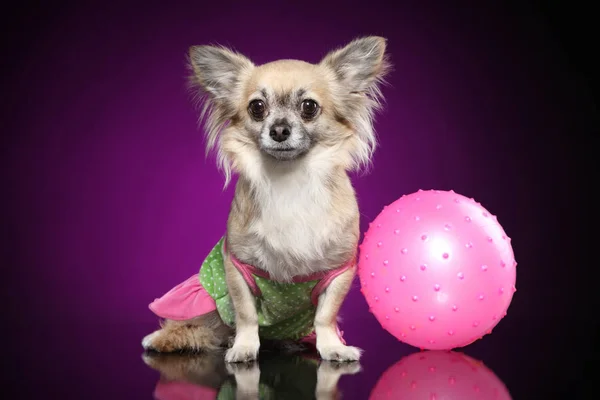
[223,241,263,297]
[148,274,217,321]
[309,263,354,306]
[223,239,355,306]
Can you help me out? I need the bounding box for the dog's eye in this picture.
[248,100,266,120]
[301,99,319,119]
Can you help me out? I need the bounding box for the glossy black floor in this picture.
[6,311,592,399]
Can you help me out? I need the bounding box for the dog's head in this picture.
[188,36,391,186]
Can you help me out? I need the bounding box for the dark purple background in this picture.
[2,1,595,398]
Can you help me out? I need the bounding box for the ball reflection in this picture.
[370,350,511,400]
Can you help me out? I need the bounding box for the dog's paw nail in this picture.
[319,345,362,362]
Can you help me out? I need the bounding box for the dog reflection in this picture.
[143,350,360,399]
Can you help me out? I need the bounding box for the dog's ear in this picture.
[320,36,390,94]
[319,37,391,173]
[188,45,254,104]
[187,45,254,188]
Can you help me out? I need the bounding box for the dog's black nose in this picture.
[269,122,291,143]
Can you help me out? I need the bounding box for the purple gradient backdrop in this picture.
[2,1,594,398]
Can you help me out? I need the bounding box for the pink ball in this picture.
[369,350,512,400]
[358,189,517,350]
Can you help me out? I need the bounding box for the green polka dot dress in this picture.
[200,238,320,340]
[149,237,352,344]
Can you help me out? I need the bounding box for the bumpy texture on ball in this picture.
[369,350,512,399]
[358,189,517,350]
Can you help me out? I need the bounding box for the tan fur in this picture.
[142,312,233,353]
[142,36,390,362]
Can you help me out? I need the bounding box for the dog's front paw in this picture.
[225,342,260,363]
[318,345,362,362]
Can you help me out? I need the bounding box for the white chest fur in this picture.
[247,167,336,279]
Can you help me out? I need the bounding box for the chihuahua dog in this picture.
[142,36,390,363]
